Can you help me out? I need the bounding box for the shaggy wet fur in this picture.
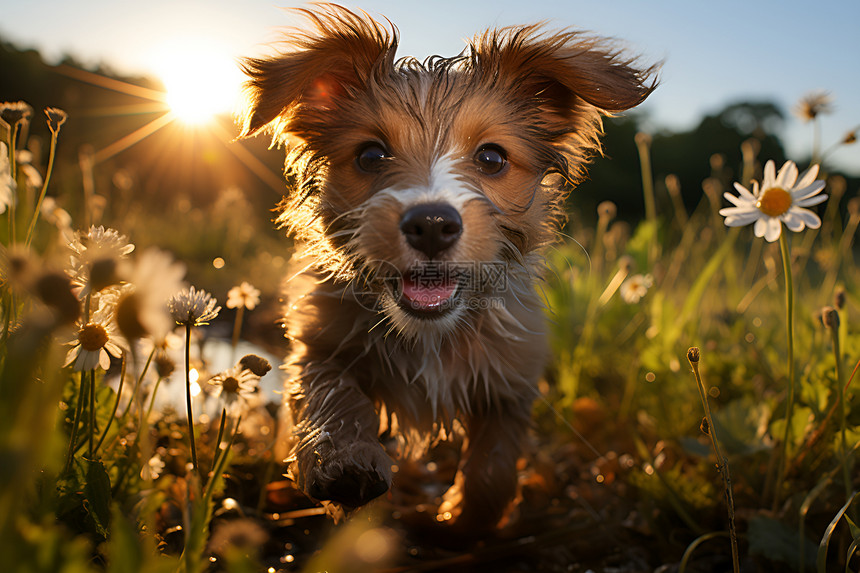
[240,4,655,531]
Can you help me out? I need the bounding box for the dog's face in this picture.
[241,6,655,338]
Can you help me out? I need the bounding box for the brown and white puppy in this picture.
[240,4,655,531]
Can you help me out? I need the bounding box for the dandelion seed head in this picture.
[794,90,833,122]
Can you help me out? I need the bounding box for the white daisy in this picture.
[226,281,261,310]
[64,300,126,371]
[620,273,654,304]
[67,225,135,297]
[720,160,827,242]
[207,365,260,415]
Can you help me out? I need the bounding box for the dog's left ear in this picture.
[471,25,658,121]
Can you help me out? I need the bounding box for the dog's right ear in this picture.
[238,6,396,140]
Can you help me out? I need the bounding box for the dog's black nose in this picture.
[399,203,463,259]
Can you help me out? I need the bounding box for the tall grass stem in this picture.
[773,231,795,510]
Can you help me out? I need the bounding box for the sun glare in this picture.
[150,37,244,125]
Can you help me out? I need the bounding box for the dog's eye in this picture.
[474,145,507,175]
[356,144,390,173]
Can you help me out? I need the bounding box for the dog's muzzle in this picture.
[397,203,463,316]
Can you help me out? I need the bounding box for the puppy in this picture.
[240,4,655,531]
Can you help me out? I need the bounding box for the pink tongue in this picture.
[401,275,457,309]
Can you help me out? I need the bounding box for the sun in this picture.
[150,37,244,125]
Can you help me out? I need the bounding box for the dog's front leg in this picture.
[288,370,392,507]
[438,402,531,530]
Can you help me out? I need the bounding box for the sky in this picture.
[2,0,859,175]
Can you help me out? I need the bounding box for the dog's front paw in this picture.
[298,440,392,507]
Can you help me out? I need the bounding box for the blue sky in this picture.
[3,0,859,174]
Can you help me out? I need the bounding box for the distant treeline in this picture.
[1,37,856,227]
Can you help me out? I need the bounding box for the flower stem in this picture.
[63,371,86,474]
[24,129,58,248]
[687,348,740,573]
[825,313,852,503]
[93,352,126,455]
[184,323,199,474]
[207,408,228,489]
[88,369,96,458]
[773,231,795,510]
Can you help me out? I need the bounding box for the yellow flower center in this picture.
[756,187,793,217]
[221,376,240,394]
[79,323,109,352]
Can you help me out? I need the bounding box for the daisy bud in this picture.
[597,201,617,222]
[665,174,681,198]
[634,132,651,147]
[821,306,840,330]
[686,347,700,365]
[834,288,846,310]
[239,354,272,377]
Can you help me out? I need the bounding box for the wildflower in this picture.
[208,365,260,414]
[65,301,125,371]
[168,286,220,326]
[207,518,269,558]
[141,453,166,480]
[619,273,653,304]
[719,160,827,242]
[793,91,833,122]
[68,226,135,297]
[0,142,14,215]
[115,248,186,341]
[45,107,67,134]
[226,281,261,310]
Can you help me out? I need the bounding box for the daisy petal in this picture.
[781,212,805,232]
[764,218,782,242]
[792,181,826,201]
[754,217,767,238]
[795,193,827,208]
[776,160,798,189]
[732,182,757,201]
[795,164,820,189]
[762,160,777,190]
[792,207,822,229]
[724,211,762,227]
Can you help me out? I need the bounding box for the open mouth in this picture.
[396,266,461,317]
